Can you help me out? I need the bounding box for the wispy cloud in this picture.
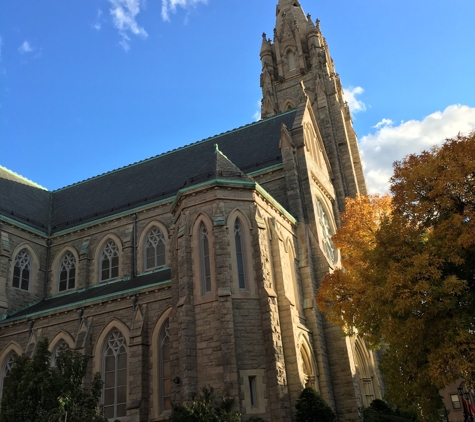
[93,9,103,31]
[344,86,366,114]
[18,41,33,54]
[161,0,208,22]
[108,0,148,51]
[360,104,475,194]
[253,100,261,121]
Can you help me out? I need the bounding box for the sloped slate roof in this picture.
[0,110,297,233]
[182,145,253,188]
[0,170,52,231]
[6,268,171,321]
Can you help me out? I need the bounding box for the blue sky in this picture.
[1,0,474,193]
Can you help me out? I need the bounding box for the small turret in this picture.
[260,33,273,69]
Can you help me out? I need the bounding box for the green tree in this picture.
[0,338,106,422]
[316,133,475,420]
[169,386,241,422]
[295,387,335,422]
[361,399,417,422]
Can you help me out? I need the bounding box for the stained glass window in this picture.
[59,252,76,291]
[145,228,165,270]
[234,219,247,290]
[103,329,127,419]
[13,249,31,290]
[199,224,211,294]
[101,241,119,282]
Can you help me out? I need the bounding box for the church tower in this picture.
[260,0,367,210]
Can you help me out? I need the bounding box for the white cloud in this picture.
[161,0,208,22]
[373,118,393,129]
[344,86,366,114]
[93,9,103,31]
[109,0,148,51]
[18,41,33,54]
[253,100,261,121]
[360,104,475,194]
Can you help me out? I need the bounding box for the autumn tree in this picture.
[316,133,475,420]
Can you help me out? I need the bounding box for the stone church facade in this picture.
[0,1,382,421]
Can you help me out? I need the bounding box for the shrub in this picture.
[295,387,336,422]
[169,386,241,422]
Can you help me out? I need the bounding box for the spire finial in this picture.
[214,144,220,153]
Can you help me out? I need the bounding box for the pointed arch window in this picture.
[300,345,316,390]
[145,228,166,270]
[234,219,247,290]
[199,223,211,295]
[0,353,16,399]
[159,319,171,413]
[287,50,296,71]
[59,252,76,292]
[51,340,69,367]
[13,248,31,291]
[316,199,335,264]
[103,329,127,420]
[101,241,119,282]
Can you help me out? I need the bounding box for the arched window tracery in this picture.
[59,252,76,292]
[316,199,335,264]
[51,340,69,367]
[159,319,171,413]
[0,353,16,399]
[13,248,31,290]
[103,329,127,419]
[145,227,166,270]
[101,241,119,282]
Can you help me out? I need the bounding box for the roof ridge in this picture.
[0,165,48,191]
[52,110,296,193]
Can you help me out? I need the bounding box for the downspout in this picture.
[44,238,52,299]
[132,214,137,278]
[44,191,53,299]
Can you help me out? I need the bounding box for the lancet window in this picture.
[13,248,31,291]
[0,353,16,399]
[51,340,70,367]
[159,319,171,413]
[199,223,211,295]
[103,329,127,419]
[145,228,166,270]
[316,199,335,264]
[287,50,296,71]
[101,241,119,282]
[59,252,76,292]
[234,219,247,290]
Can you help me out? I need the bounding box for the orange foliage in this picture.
[316,132,475,420]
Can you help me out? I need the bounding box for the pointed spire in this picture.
[260,32,272,56]
[306,13,317,35]
[275,0,308,37]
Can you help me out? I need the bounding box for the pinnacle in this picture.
[275,0,308,37]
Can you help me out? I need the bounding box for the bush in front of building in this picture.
[169,386,241,422]
[295,387,336,422]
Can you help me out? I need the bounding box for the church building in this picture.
[0,1,383,420]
